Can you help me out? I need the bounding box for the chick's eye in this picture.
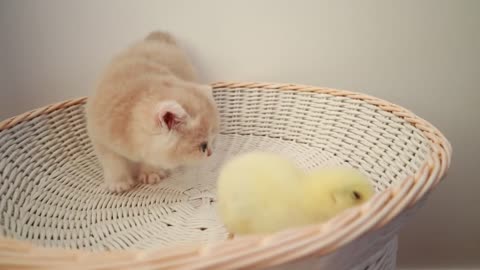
[352,191,362,200]
[200,142,208,152]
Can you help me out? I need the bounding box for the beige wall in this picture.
[1,0,478,268]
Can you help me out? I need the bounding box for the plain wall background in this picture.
[0,0,478,268]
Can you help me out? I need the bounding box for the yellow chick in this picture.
[217,152,375,235]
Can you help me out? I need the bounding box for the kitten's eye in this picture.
[200,142,208,152]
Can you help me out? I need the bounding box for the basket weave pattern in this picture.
[0,82,451,269]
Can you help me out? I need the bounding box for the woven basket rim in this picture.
[0,81,452,270]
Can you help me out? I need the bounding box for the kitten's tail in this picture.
[145,31,177,45]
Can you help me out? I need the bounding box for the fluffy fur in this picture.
[86,31,219,192]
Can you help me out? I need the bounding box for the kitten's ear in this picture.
[156,101,188,130]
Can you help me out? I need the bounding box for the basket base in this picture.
[268,236,398,270]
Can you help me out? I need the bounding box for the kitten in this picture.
[86,31,219,193]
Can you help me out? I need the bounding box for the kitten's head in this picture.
[143,85,219,169]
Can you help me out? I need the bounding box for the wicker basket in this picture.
[0,82,451,270]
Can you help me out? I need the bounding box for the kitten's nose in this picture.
[207,148,212,157]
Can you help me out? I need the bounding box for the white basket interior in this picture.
[0,87,431,251]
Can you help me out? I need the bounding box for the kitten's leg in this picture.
[94,143,136,192]
[138,164,170,184]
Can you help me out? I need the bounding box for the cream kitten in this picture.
[86,31,219,193]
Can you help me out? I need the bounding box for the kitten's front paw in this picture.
[105,178,135,193]
[138,169,170,184]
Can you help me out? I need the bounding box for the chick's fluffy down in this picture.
[217,152,375,235]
